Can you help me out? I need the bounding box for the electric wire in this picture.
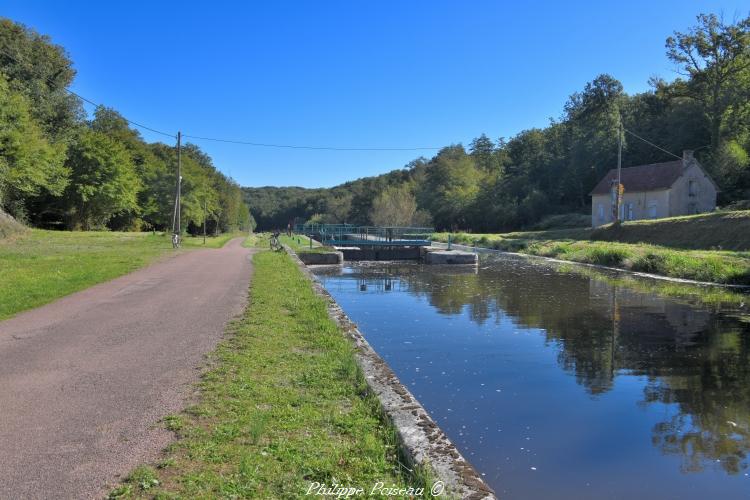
[180,134,441,151]
[0,47,696,156]
[0,47,440,151]
[0,47,177,139]
[623,127,683,160]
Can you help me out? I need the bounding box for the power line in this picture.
[0,47,176,139]
[7,46,687,156]
[1,47,440,151]
[623,127,682,160]
[181,134,441,151]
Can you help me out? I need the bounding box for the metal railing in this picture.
[295,223,433,247]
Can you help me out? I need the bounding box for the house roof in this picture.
[589,160,686,195]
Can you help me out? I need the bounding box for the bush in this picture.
[631,252,667,274]
[581,246,631,266]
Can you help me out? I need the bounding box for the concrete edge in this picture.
[283,244,496,500]
[297,250,344,265]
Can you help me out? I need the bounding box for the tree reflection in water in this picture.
[316,256,750,476]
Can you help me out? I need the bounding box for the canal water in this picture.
[312,253,750,499]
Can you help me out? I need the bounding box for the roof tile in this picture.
[590,160,685,195]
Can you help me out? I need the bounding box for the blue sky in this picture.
[3,1,748,187]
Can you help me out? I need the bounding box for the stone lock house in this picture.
[590,150,718,228]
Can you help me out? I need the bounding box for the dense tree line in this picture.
[0,18,250,233]
[245,13,749,232]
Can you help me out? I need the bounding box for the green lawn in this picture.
[109,249,431,499]
[0,230,241,321]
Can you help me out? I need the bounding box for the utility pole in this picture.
[177,131,182,236]
[203,197,207,245]
[171,131,182,247]
[615,121,623,222]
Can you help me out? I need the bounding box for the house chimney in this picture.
[683,150,694,165]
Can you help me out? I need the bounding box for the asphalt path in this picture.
[0,238,253,499]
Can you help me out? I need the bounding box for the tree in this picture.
[666,13,750,154]
[370,184,420,227]
[563,74,625,207]
[419,146,481,230]
[0,18,83,142]
[64,129,140,229]
[469,134,499,173]
[325,194,353,223]
[0,76,67,219]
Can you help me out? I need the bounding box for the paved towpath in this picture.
[0,238,253,499]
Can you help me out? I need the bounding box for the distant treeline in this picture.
[0,18,251,233]
[245,13,749,232]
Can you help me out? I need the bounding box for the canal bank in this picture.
[285,244,496,499]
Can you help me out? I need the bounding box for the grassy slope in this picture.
[0,230,241,321]
[590,210,750,251]
[434,211,750,285]
[110,248,428,499]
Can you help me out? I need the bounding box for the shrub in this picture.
[582,246,631,266]
[631,252,667,274]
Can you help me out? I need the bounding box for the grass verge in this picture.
[109,249,433,499]
[0,230,240,321]
[279,234,334,253]
[433,230,750,286]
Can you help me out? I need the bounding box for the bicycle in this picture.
[269,233,282,251]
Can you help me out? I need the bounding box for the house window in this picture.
[598,204,604,222]
[689,180,697,196]
[648,201,658,219]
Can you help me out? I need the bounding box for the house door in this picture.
[648,202,658,219]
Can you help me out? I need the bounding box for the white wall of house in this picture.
[591,190,671,227]
[668,163,717,216]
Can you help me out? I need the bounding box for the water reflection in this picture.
[314,255,750,498]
